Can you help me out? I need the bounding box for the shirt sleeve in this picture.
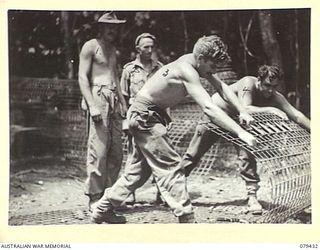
[120,67,130,97]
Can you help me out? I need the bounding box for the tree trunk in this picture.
[258,10,285,92]
[294,9,300,109]
[61,11,74,79]
[181,12,189,53]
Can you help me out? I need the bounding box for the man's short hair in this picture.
[135,33,156,46]
[193,35,230,65]
[257,65,284,82]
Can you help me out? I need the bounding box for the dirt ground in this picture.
[8,157,311,225]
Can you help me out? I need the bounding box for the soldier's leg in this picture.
[91,134,152,224]
[181,123,219,177]
[85,111,110,210]
[123,132,137,205]
[85,87,115,211]
[133,122,194,222]
[237,147,262,214]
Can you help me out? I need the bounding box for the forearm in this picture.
[166,107,171,116]
[221,84,246,114]
[123,94,130,107]
[209,74,246,114]
[79,77,95,107]
[204,103,245,136]
[295,113,310,131]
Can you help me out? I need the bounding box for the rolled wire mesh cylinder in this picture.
[202,113,311,223]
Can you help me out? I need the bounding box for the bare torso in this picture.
[89,39,117,85]
[211,76,276,114]
[138,55,196,109]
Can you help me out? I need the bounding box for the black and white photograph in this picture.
[5,7,313,230]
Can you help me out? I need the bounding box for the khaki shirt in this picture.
[120,58,163,105]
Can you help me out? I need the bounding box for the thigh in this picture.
[124,135,152,183]
[87,120,109,158]
[92,87,110,128]
[133,122,181,173]
[128,109,180,173]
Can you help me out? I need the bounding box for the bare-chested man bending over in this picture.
[181,65,310,215]
[91,35,257,224]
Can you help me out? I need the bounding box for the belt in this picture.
[91,84,117,91]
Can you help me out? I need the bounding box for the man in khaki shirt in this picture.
[120,33,164,204]
[121,33,163,106]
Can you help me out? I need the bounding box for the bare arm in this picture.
[207,74,246,113]
[182,67,256,146]
[273,92,310,130]
[238,77,288,119]
[78,41,96,109]
[206,73,254,124]
[78,41,102,122]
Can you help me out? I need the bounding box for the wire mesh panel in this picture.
[204,112,311,223]
[169,103,239,176]
[10,77,87,162]
[9,65,237,163]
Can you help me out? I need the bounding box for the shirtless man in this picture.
[78,12,128,213]
[91,35,256,224]
[181,65,310,214]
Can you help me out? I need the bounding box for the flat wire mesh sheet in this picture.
[204,112,311,223]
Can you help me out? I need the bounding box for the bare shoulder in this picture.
[175,57,198,81]
[80,39,97,55]
[237,76,258,89]
[242,76,258,85]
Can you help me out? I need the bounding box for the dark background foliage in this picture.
[8,9,310,116]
